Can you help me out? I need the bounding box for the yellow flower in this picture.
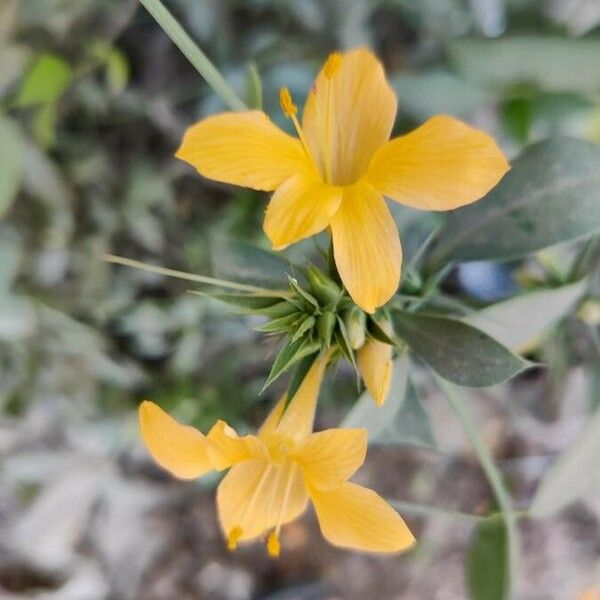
[358,337,393,406]
[579,589,600,600]
[176,48,509,313]
[139,354,415,555]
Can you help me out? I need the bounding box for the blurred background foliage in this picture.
[0,0,599,599]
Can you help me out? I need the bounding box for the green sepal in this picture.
[288,276,319,311]
[317,311,336,347]
[335,315,358,372]
[306,265,343,307]
[208,292,284,311]
[262,336,321,392]
[291,315,316,342]
[255,312,304,334]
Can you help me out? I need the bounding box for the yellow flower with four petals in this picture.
[139,352,415,556]
[176,48,509,313]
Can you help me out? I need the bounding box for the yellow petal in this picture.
[276,351,330,442]
[309,481,415,553]
[294,428,367,489]
[367,115,509,210]
[217,459,308,542]
[358,338,393,406]
[176,111,309,191]
[138,401,212,480]
[263,174,342,250]
[302,48,397,185]
[207,420,268,470]
[331,181,402,313]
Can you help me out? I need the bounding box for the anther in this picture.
[323,52,342,79]
[279,87,297,118]
[267,531,280,558]
[227,526,243,551]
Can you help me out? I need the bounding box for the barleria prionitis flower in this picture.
[176,48,509,313]
[139,352,415,556]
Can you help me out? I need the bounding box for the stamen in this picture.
[278,87,318,174]
[323,52,342,79]
[279,87,297,118]
[227,464,272,552]
[267,531,280,558]
[228,526,243,551]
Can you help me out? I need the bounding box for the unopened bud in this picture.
[306,266,342,307]
[345,307,366,350]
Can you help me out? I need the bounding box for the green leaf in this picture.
[291,315,316,342]
[465,279,587,352]
[427,138,600,268]
[245,62,262,109]
[392,312,530,387]
[212,241,292,289]
[0,116,24,217]
[262,336,321,391]
[105,48,129,94]
[255,312,304,334]
[467,515,508,600]
[16,54,72,106]
[335,315,357,370]
[207,292,284,311]
[530,407,600,519]
[288,276,319,310]
[450,37,600,93]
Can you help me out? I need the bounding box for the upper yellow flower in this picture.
[139,353,415,555]
[176,48,509,313]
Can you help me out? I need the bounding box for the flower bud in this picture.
[306,265,342,307]
[345,307,366,350]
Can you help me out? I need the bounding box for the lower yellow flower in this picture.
[139,354,415,555]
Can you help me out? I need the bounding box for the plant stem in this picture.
[103,254,290,297]
[138,0,247,111]
[436,376,520,600]
[389,500,485,523]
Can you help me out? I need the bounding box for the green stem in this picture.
[138,0,247,111]
[389,500,485,523]
[436,376,519,600]
[103,254,290,297]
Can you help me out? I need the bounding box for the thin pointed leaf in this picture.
[262,336,321,391]
[291,315,316,343]
[335,315,357,371]
[288,276,319,310]
[255,312,304,334]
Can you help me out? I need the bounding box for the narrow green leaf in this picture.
[15,54,72,106]
[245,62,262,109]
[255,312,304,334]
[335,315,357,370]
[139,0,246,111]
[530,407,600,518]
[256,301,299,319]
[262,336,321,391]
[291,315,316,342]
[393,311,530,387]
[465,279,587,352]
[209,292,283,311]
[468,515,508,600]
[427,138,600,268]
[288,276,319,310]
[0,116,24,217]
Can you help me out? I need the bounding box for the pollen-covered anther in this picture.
[267,531,281,557]
[279,87,297,118]
[323,52,342,79]
[227,526,243,551]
